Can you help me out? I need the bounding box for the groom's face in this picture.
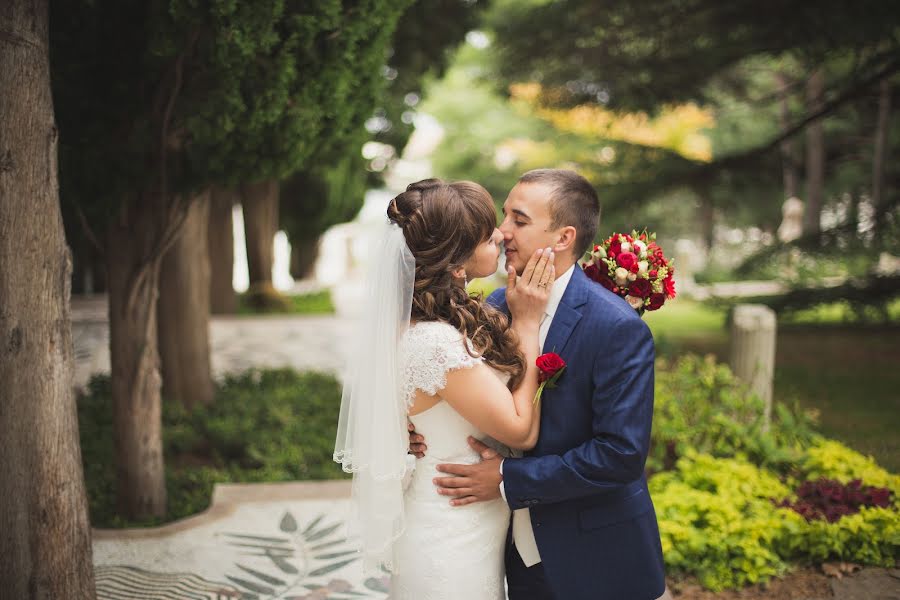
[499,182,559,275]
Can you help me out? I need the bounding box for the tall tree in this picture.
[776,71,800,200]
[804,68,825,235]
[51,0,294,517]
[158,190,214,408]
[240,179,279,290]
[208,185,237,314]
[281,0,483,275]
[53,0,414,516]
[871,79,893,225]
[0,0,96,596]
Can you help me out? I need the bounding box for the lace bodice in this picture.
[399,320,482,408]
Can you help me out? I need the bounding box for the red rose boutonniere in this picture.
[534,352,566,404]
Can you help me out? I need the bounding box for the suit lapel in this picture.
[542,266,588,354]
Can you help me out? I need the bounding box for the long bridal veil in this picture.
[333,220,416,573]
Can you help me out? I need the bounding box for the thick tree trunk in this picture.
[106,197,167,519]
[804,69,826,235]
[289,235,320,280]
[0,0,96,596]
[240,179,279,286]
[872,79,891,224]
[159,191,214,408]
[776,72,799,199]
[208,185,236,314]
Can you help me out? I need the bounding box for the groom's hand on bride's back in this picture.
[434,437,502,506]
[408,421,426,458]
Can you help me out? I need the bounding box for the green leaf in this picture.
[280,511,298,533]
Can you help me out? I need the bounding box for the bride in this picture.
[334,178,554,599]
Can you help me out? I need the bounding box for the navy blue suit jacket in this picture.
[488,266,666,600]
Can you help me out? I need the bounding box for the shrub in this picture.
[799,438,900,494]
[650,354,818,473]
[650,453,793,591]
[653,451,900,591]
[776,479,892,522]
[78,368,346,528]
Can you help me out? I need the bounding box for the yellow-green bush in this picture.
[651,453,794,590]
[652,451,900,591]
[799,438,900,495]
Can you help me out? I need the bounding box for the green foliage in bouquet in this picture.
[79,369,345,528]
[650,354,818,473]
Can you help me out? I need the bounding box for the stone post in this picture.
[730,304,777,431]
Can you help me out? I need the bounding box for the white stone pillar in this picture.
[730,304,777,431]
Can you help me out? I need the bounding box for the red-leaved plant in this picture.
[775,478,892,522]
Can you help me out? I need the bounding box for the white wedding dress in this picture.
[391,320,511,600]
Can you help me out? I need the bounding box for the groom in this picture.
[427,169,668,599]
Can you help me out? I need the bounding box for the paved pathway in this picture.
[72,291,361,390]
[93,481,388,600]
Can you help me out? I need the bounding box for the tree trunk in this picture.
[804,68,825,235]
[0,0,96,596]
[872,79,891,225]
[240,179,279,287]
[730,305,777,432]
[776,72,799,199]
[289,235,320,280]
[106,197,167,519]
[159,190,214,409]
[208,185,236,314]
[696,185,715,253]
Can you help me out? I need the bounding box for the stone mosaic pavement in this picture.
[92,482,390,600]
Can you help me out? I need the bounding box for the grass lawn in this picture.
[236,289,335,315]
[645,298,900,472]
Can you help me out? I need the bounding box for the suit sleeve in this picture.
[486,288,506,311]
[501,315,655,509]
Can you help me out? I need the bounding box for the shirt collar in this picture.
[545,263,575,320]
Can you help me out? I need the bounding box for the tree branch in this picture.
[698,57,900,176]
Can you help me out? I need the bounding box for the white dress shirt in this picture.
[500,263,575,567]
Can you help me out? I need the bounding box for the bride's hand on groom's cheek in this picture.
[506,247,554,324]
[433,437,502,506]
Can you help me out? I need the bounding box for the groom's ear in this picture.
[553,225,578,254]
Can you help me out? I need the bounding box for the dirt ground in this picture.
[669,566,900,600]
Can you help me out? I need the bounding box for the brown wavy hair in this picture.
[388,179,525,389]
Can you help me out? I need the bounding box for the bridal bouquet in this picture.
[582,230,676,314]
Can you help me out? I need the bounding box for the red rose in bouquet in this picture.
[581,230,674,316]
[647,293,666,311]
[616,251,638,271]
[628,278,652,298]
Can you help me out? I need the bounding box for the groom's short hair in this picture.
[519,169,600,259]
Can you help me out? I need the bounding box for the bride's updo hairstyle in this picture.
[387,178,525,389]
